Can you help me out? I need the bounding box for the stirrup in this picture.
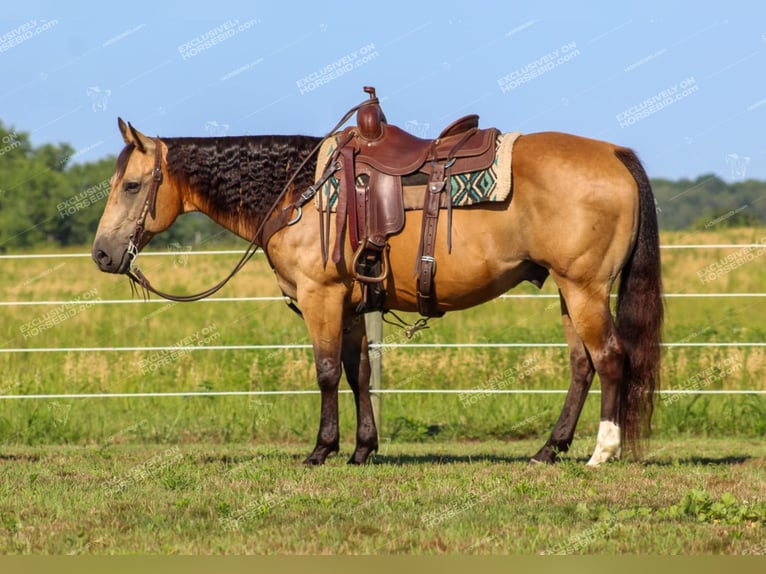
[351,239,389,284]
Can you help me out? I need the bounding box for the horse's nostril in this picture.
[93,248,112,269]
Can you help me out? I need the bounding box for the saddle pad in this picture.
[314,131,521,211]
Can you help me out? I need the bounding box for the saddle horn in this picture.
[357,86,385,141]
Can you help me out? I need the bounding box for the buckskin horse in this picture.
[92,90,663,466]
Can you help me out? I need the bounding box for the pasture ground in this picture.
[1,438,765,554]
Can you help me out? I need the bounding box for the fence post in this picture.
[365,311,383,431]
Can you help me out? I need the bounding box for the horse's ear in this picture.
[118,119,151,154]
[128,122,150,154]
[118,117,131,145]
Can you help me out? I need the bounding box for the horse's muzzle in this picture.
[92,239,131,274]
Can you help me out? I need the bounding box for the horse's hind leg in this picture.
[538,280,625,466]
[341,315,379,465]
[531,291,596,464]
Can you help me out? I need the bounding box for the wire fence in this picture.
[1,243,764,260]
[2,246,764,401]
[3,342,766,355]
[3,292,766,308]
[1,389,763,401]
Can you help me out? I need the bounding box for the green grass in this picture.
[0,439,764,554]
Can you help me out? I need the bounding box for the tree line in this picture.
[0,121,226,251]
[0,120,763,251]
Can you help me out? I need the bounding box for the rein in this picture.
[125,95,378,303]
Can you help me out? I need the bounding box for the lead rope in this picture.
[126,95,379,303]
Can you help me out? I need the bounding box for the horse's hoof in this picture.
[347,445,377,465]
[530,445,558,465]
[303,444,337,465]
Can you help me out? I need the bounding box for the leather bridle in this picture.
[126,139,163,270]
[124,95,378,303]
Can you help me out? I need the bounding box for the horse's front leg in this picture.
[301,290,346,466]
[341,315,378,464]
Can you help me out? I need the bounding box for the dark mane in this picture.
[163,135,321,227]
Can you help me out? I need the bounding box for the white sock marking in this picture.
[587,420,621,466]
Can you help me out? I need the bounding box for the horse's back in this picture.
[512,131,638,199]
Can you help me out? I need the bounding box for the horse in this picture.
[92,110,663,467]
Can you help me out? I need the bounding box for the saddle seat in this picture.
[354,105,492,176]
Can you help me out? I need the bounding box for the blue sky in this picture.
[2,1,765,181]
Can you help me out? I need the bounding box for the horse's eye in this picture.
[123,181,141,194]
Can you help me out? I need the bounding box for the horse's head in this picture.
[92,119,181,274]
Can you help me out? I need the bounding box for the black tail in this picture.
[613,148,664,457]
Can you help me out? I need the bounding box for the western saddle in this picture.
[319,87,500,317]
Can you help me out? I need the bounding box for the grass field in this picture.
[0,228,765,553]
[1,439,765,554]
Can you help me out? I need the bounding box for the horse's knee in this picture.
[315,356,341,388]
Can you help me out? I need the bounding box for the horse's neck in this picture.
[165,135,320,241]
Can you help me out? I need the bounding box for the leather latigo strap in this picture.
[333,145,356,264]
[415,127,483,317]
[416,160,446,317]
[351,176,366,252]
